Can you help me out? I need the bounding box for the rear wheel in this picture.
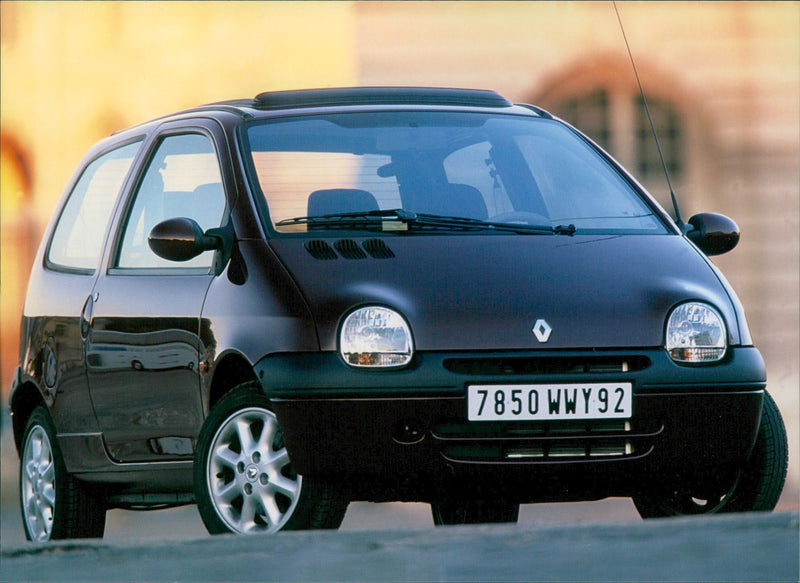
[431,500,519,526]
[194,382,348,535]
[634,391,788,517]
[20,406,106,541]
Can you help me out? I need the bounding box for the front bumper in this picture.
[256,347,765,503]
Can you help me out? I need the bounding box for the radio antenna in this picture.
[613,1,684,227]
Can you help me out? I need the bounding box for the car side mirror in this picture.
[685,212,740,256]
[148,217,223,262]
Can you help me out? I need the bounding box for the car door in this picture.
[85,125,229,463]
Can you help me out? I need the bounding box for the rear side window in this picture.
[47,141,141,272]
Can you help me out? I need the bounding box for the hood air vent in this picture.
[334,240,367,260]
[304,240,338,260]
[363,239,395,259]
[305,239,396,260]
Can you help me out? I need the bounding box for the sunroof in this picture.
[253,87,513,110]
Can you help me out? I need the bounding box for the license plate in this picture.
[467,383,632,421]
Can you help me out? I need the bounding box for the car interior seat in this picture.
[415,183,488,220]
[307,188,380,217]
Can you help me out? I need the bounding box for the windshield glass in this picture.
[244,112,668,235]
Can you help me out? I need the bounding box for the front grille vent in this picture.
[443,355,650,376]
[432,418,662,464]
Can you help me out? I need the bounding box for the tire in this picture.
[19,406,106,541]
[194,382,348,535]
[634,390,788,518]
[431,500,520,526]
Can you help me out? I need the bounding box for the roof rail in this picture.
[253,87,513,110]
[516,103,553,119]
[179,104,255,120]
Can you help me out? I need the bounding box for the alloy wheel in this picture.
[206,407,302,534]
[21,425,56,542]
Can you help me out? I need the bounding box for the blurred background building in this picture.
[1,1,797,510]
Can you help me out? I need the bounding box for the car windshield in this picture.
[244,111,668,235]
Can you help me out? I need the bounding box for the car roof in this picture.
[111,87,552,138]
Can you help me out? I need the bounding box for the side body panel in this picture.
[86,274,211,462]
[18,267,100,436]
[200,238,318,398]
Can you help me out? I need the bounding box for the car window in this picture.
[47,141,142,272]
[443,141,514,217]
[116,133,226,270]
[251,151,402,226]
[514,131,663,231]
[245,112,667,235]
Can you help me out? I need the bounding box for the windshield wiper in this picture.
[276,209,574,235]
[276,209,414,231]
[417,213,557,235]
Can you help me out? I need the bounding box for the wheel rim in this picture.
[206,407,302,534]
[659,492,730,515]
[641,478,740,516]
[21,425,56,542]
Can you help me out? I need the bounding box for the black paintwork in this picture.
[268,234,745,352]
[687,212,741,256]
[10,87,766,508]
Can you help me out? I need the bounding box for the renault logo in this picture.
[532,319,552,342]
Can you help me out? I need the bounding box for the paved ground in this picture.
[1,512,797,582]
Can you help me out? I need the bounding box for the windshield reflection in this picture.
[245,112,667,235]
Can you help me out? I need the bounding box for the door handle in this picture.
[80,293,97,339]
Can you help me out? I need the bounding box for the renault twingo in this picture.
[11,87,787,540]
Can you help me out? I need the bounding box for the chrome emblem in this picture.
[532,319,552,343]
[245,465,259,482]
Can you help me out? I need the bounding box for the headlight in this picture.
[666,302,727,363]
[340,306,414,368]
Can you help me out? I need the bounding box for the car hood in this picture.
[269,234,739,352]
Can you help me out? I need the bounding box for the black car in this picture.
[11,87,787,540]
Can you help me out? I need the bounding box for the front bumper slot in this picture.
[432,419,661,463]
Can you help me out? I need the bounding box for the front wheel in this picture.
[634,391,788,517]
[20,406,106,541]
[194,382,348,535]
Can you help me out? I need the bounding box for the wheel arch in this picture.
[10,381,45,453]
[206,351,258,412]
